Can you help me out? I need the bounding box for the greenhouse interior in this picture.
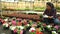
[0,0,60,34]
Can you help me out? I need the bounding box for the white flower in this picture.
[4,18,8,21]
[20,26,24,30]
[47,25,52,28]
[3,23,8,27]
[16,26,24,30]
[10,26,16,30]
[29,27,35,32]
[52,31,58,34]
[17,26,20,29]
[27,24,30,26]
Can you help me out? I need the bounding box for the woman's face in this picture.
[46,5,51,10]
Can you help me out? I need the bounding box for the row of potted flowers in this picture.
[2,18,60,34]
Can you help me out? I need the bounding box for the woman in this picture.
[43,2,56,24]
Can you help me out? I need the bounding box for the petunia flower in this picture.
[29,27,35,32]
[19,26,24,30]
[54,25,59,30]
[3,23,9,27]
[10,26,16,30]
[47,25,52,28]
[52,31,58,34]
[27,24,30,26]
[4,18,8,21]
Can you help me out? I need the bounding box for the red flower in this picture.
[39,32,43,34]
[2,20,5,24]
[31,30,35,32]
[36,31,40,34]
[36,31,43,34]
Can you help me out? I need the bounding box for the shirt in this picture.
[43,8,56,18]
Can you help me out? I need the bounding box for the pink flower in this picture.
[20,30,23,34]
[13,29,17,33]
[54,25,59,30]
[12,20,16,25]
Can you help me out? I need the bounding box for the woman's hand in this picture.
[43,15,48,18]
[48,16,53,18]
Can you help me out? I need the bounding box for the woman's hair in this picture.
[46,2,54,9]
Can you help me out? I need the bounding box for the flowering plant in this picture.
[29,27,35,34]
[3,23,9,29]
[52,31,58,34]
[10,26,16,30]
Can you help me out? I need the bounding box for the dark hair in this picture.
[46,2,54,9]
